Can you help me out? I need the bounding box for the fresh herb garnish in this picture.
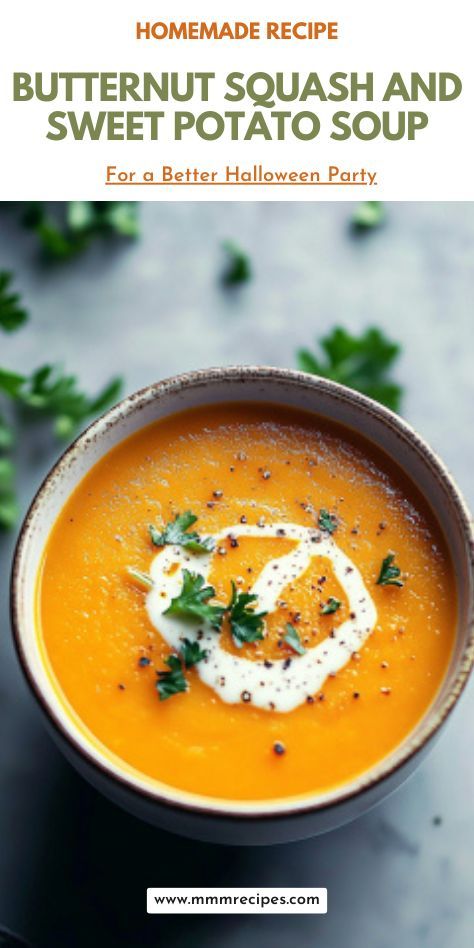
[156,654,188,701]
[222,240,252,285]
[297,326,403,412]
[352,201,385,231]
[0,284,23,526]
[22,201,140,260]
[283,623,306,655]
[318,508,337,534]
[22,202,81,259]
[180,638,208,668]
[127,567,154,589]
[163,574,266,649]
[0,272,29,333]
[0,413,13,450]
[149,511,214,554]
[155,640,207,700]
[68,201,140,238]
[227,581,267,648]
[320,597,342,615]
[13,365,123,439]
[164,570,225,629]
[0,369,25,398]
[0,457,19,530]
[0,361,122,529]
[376,553,404,587]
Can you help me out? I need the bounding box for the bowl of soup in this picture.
[11,366,474,844]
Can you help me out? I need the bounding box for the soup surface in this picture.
[38,402,455,801]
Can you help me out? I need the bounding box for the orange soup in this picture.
[38,403,455,801]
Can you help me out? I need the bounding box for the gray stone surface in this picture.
[0,202,473,947]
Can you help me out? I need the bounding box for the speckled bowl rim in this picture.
[10,366,474,821]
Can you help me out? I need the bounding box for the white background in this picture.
[0,0,472,200]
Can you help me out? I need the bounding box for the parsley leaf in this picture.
[149,511,214,554]
[352,201,385,231]
[0,369,25,398]
[318,508,337,534]
[96,202,140,238]
[165,570,225,630]
[0,412,13,450]
[22,201,140,260]
[22,202,87,260]
[16,366,122,439]
[180,638,208,668]
[227,581,267,648]
[0,364,122,529]
[376,553,404,587]
[320,597,342,615]
[0,457,19,530]
[67,201,140,239]
[156,654,188,701]
[283,623,306,655]
[163,575,266,647]
[0,282,21,529]
[222,240,252,286]
[0,272,29,333]
[297,326,403,412]
[155,641,207,701]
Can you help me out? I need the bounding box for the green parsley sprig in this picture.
[156,655,188,701]
[283,623,306,655]
[21,201,140,261]
[164,572,267,648]
[376,553,404,587]
[318,508,338,535]
[156,639,208,701]
[0,412,13,451]
[181,638,208,668]
[0,278,24,527]
[227,581,267,648]
[352,201,385,231]
[0,456,19,530]
[9,365,123,440]
[0,272,29,333]
[0,301,122,530]
[165,570,226,630]
[297,326,403,412]
[222,240,252,286]
[0,366,122,529]
[150,511,214,554]
[320,597,342,615]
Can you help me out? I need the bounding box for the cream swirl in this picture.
[146,523,377,712]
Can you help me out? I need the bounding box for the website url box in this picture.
[147,887,327,914]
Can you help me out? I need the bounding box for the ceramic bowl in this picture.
[11,367,474,844]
